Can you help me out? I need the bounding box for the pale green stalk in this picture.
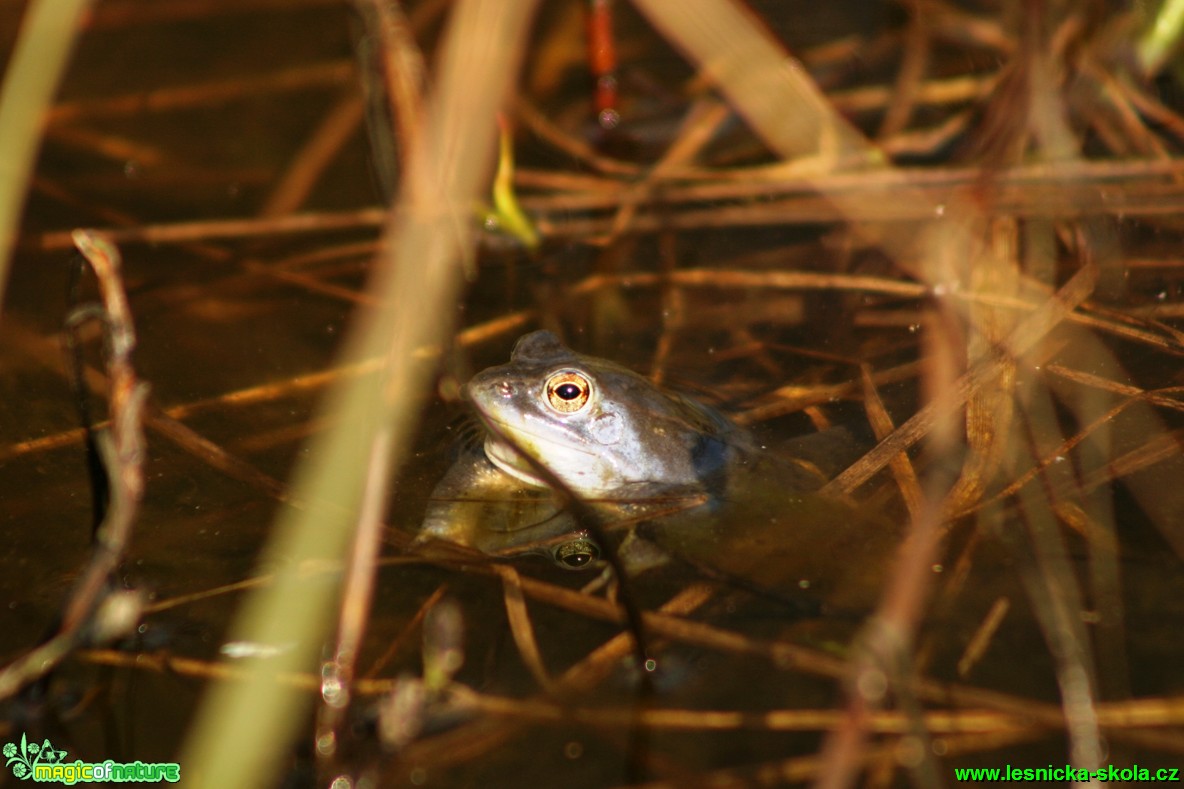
[1137,0,1184,75]
[0,0,93,315]
[179,1,540,786]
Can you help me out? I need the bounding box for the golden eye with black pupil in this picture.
[544,371,591,413]
[554,538,600,569]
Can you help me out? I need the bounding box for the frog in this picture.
[418,330,895,606]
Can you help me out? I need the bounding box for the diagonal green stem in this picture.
[0,0,93,316]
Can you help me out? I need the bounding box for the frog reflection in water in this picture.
[420,331,893,605]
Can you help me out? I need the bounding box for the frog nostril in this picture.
[494,380,515,398]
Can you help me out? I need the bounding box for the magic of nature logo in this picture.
[3,733,180,784]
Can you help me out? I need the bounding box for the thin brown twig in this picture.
[75,645,1184,733]
[824,259,1100,496]
[834,71,996,116]
[47,60,355,122]
[45,123,171,168]
[0,231,148,699]
[318,427,394,754]
[354,0,427,183]
[958,377,1184,519]
[31,157,1184,254]
[0,309,536,465]
[956,597,1011,679]
[142,408,293,502]
[260,92,367,217]
[876,0,931,140]
[605,97,733,241]
[512,94,641,177]
[362,585,448,680]
[85,0,342,28]
[494,565,557,694]
[59,533,1184,760]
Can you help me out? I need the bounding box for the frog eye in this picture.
[544,371,592,413]
[554,538,600,569]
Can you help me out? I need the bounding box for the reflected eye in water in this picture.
[553,537,600,569]
[544,370,592,413]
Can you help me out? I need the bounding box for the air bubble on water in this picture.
[321,661,349,708]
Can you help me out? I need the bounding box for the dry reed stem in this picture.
[955,597,1011,679]
[0,308,535,465]
[573,4,1174,772]
[73,640,1184,733]
[47,60,355,122]
[880,107,978,157]
[833,73,996,117]
[631,0,873,164]
[1012,399,1105,771]
[67,648,1177,751]
[146,575,276,615]
[354,0,427,184]
[31,157,1184,254]
[45,123,172,168]
[605,97,733,241]
[86,0,340,28]
[68,538,1184,760]
[513,95,641,176]
[494,564,558,694]
[876,0,930,140]
[142,409,293,502]
[824,259,1099,496]
[260,92,367,217]
[393,583,716,769]
[963,381,1184,520]
[317,426,394,757]
[362,585,449,680]
[860,364,924,519]
[2,294,305,504]
[922,0,1015,54]
[6,258,1174,477]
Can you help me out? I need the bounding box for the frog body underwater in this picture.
[420,331,891,601]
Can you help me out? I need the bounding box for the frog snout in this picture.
[465,376,514,402]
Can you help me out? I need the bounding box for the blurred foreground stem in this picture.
[0,0,93,315]
[1137,0,1184,76]
[179,2,540,786]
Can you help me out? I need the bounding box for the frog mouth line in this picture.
[476,413,606,490]
[476,413,597,458]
